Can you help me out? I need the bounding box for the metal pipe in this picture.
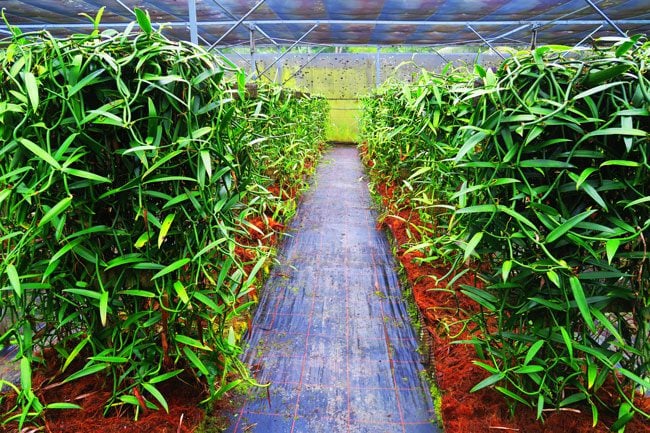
[375,46,381,88]
[253,24,280,47]
[467,25,506,60]
[282,46,329,85]
[8,19,650,31]
[573,24,604,48]
[188,0,198,44]
[254,24,319,79]
[583,0,627,37]
[208,0,266,50]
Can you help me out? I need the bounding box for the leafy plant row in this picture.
[361,37,649,430]
[0,8,327,428]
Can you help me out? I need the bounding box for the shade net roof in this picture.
[1,0,649,47]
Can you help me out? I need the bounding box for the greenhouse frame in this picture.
[1,1,649,433]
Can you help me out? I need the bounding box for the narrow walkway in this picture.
[227,145,438,433]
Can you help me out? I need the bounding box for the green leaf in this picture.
[20,356,31,391]
[518,159,574,169]
[587,363,597,390]
[6,263,21,298]
[463,232,483,262]
[63,363,109,383]
[183,347,209,376]
[606,239,621,265]
[454,130,488,162]
[67,68,107,97]
[461,286,497,311]
[523,340,544,365]
[569,276,595,332]
[134,231,152,249]
[148,369,183,384]
[501,260,512,282]
[99,290,109,327]
[88,355,128,363]
[173,281,189,304]
[469,373,504,392]
[617,367,650,390]
[546,270,560,287]
[611,402,634,432]
[600,160,641,168]
[514,365,544,374]
[193,292,221,312]
[151,258,190,280]
[39,195,73,228]
[134,8,153,35]
[200,150,212,179]
[582,64,631,87]
[573,168,598,190]
[45,402,82,410]
[19,138,61,169]
[546,209,597,243]
[24,71,39,111]
[62,336,90,372]
[624,195,650,209]
[577,127,646,145]
[175,334,211,351]
[62,167,111,183]
[142,383,169,413]
[495,386,531,407]
[158,213,175,248]
[573,81,624,101]
[591,308,624,345]
[559,392,587,406]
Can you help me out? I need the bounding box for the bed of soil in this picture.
[373,180,650,433]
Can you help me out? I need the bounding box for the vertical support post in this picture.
[250,25,257,76]
[375,46,381,88]
[187,0,198,44]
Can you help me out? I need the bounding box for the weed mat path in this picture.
[225,145,438,433]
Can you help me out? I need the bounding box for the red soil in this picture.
[375,181,650,433]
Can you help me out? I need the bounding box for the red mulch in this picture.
[0,349,205,433]
[374,181,650,433]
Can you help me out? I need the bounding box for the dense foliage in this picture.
[361,38,649,430]
[0,9,327,428]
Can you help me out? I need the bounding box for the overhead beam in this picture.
[8,19,650,31]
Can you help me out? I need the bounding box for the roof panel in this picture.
[1,0,649,46]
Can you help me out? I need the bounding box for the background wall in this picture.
[228,52,504,142]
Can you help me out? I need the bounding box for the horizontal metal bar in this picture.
[6,18,650,31]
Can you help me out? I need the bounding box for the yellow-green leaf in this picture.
[6,263,21,298]
[24,71,39,111]
[158,213,175,248]
[173,281,189,304]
